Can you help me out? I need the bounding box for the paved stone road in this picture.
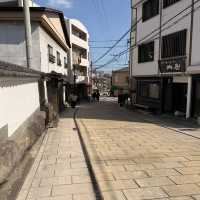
[17,97,200,200]
[16,110,96,200]
[77,98,200,200]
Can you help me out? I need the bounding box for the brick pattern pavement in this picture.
[16,98,200,200]
[76,99,200,200]
[16,110,96,200]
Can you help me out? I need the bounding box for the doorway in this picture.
[173,83,187,113]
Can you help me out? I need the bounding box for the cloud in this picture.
[47,0,72,9]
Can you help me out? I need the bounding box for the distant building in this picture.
[65,19,90,99]
[93,71,111,94]
[112,67,129,96]
[130,0,200,119]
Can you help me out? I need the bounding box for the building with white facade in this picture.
[130,0,200,119]
[65,18,90,99]
[0,6,71,117]
[0,5,71,183]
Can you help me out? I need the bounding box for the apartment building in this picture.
[65,19,90,99]
[130,0,200,119]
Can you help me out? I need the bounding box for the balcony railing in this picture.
[158,56,186,73]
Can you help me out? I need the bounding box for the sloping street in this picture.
[16,98,200,200]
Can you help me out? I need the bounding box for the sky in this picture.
[36,0,131,72]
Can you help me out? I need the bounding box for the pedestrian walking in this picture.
[96,90,100,102]
[70,93,78,108]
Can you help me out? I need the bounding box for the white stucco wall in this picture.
[0,21,41,71]
[39,26,68,75]
[132,2,160,76]
[0,81,40,137]
[0,21,69,75]
[190,0,200,72]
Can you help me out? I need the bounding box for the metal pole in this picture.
[23,0,32,69]
[90,61,93,94]
[73,65,76,91]
[186,76,192,119]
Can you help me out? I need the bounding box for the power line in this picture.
[93,63,128,67]
[93,16,142,64]
[92,0,145,64]
[90,45,127,49]
[89,39,128,43]
[95,0,200,71]
[98,0,200,69]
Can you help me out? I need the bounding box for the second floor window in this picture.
[48,45,55,63]
[163,0,181,8]
[57,51,62,66]
[161,29,187,59]
[142,0,159,22]
[64,57,68,68]
[138,41,154,63]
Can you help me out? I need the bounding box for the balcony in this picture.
[72,25,87,41]
[158,56,186,73]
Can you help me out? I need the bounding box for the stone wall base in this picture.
[0,108,46,184]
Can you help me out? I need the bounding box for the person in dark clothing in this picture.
[92,92,96,102]
[70,93,78,108]
[96,90,100,102]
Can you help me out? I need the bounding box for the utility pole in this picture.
[90,61,93,94]
[23,0,33,69]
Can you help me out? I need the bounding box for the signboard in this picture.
[159,57,186,73]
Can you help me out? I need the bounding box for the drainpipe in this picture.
[186,76,192,119]
[23,0,33,69]
[158,0,163,62]
[186,0,195,119]
[189,0,194,66]
[159,0,163,114]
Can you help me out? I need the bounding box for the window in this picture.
[149,84,160,99]
[57,51,61,66]
[163,0,181,8]
[162,29,187,58]
[139,82,160,99]
[138,41,154,63]
[64,57,68,68]
[140,83,149,97]
[48,45,55,63]
[142,0,159,22]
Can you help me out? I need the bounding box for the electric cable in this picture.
[94,0,200,70]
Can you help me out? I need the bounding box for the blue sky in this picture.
[36,0,131,72]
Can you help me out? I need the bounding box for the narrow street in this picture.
[17,98,200,200]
